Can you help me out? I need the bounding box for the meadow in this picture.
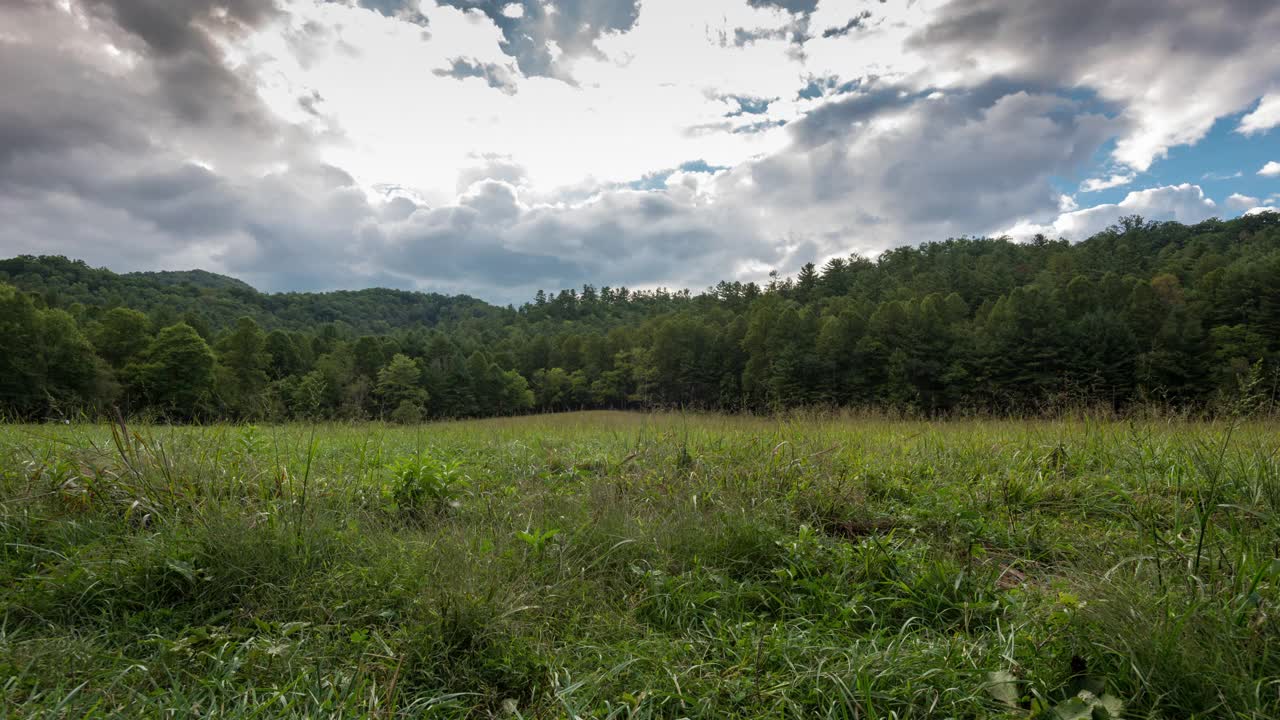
[1,411,1278,718]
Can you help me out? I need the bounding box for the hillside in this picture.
[0,255,506,335]
[1,212,1279,420]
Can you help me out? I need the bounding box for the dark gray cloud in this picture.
[788,75,1087,148]
[368,203,580,288]
[734,84,1118,241]
[83,0,281,56]
[433,57,518,94]
[81,0,283,139]
[909,0,1280,168]
[436,0,640,81]
[789,82,924,147]
[876,94,1115,224]
[909,0,1271,78]
[0,46,147,169]
[351,182,784,299]
[747,0,818,15]
[821,10,871,38]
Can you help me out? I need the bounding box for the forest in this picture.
[2,211,1279,421]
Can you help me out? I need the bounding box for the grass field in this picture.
[2,411,1278,718]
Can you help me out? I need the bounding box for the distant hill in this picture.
[0,255,507,334]
[128,269,259,293]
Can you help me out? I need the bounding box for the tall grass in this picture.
[1,412,1277,717]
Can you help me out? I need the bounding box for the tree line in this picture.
[2,212,1278,421]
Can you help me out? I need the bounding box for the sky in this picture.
[2,0,1280,304]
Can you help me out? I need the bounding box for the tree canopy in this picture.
[2,212,1278,420]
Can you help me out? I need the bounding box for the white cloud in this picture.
[1079,173,1135,192]
[1005,184,1219,241]
[1201,170,1242,181]
[1226,192,1260,210]
[1260,161,1280,177]
[1238,93,1280,135]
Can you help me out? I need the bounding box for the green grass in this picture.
[1,411,1278,718]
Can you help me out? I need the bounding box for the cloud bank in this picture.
[1,0,1279,303]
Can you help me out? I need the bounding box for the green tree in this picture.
[216,317,271,417]
[90,307,152,369]
[265,330,303,380]
[0,285,102,417]
[498,369,535,414]
[291,370,329,419]
[129,323,216,419]
[376,353,429,419]
[39,309,104,415]
[0,285,45,415]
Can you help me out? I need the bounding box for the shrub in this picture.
[385,453,469,516]
[389,399,424,424]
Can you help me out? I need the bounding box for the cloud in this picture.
[346,0,430,25]
[730,0,822,56]
[1201,170,1243,181]
[796,74,865,100]
[910,0,1280,171]
[79,0,287,144]
[787,81,924,148]
[1260,161,1280,177]
[1079,173,1135,192]
[1226,192,1261,210]
[433,57,518,94]
[721,94,775,116]
[747,0,818,15]
[0,1,312,177]
[733,119,787,134]
[356,180,786,299]
[6,0,1280,304]
[629,160,730,191]
[821,11,873,39]
[707,85,1119,271]
[0,2,781,303]
[435,0,641,82]
[732,22,810,52]
[455,155,529,194]
[1238,93,1280,135]
[1006,184,1219,241]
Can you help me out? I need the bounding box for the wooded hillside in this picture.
[2,212,1278,420]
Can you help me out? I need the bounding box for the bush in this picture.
[385,453,469,516]
[389,399,424,424]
